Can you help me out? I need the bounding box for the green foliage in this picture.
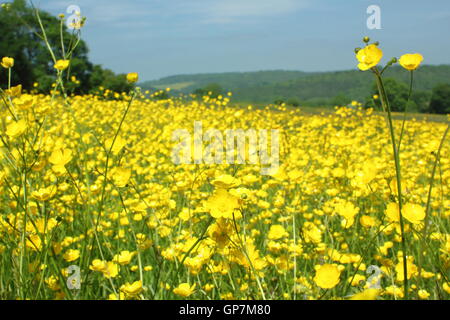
[89,66,132,94]
[0,0,130,93]
[286,97,301,107]
[331,94,351,107]
[142,67,450,112]
[193,83,224,99]
[429,83,450,114]
[372,78,409,112]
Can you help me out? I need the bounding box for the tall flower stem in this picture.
[397,71,414,152]
[373,68,409,300]
[418,125,449,277]
[7,68,11,89]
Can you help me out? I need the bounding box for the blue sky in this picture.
[30,0,450,81]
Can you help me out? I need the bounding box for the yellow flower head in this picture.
[105,136,127,154]
[313,264,341,289]
[212,174,241,189]
[385,202,400,222]
[6,119,27,138]
[102,261,120,279]
[127,72,139,83]
[268,225,288,240]
[112,167,131,187]
[89,259,107,272]
[173,283,196,297]
[356,44,383,71]
[49,148,73,169]
[5,84,22,97]
[402,203,425,225]
[1,56,14,68]
[54,60,70,71]
[120,280,143,297]
[399,53,423,71]
[32,186,57,202]
[63,249,80,262]
[113,250,136,265]
[204,188,242,219]
[349,288,381,300]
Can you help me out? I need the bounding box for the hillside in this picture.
[140,65,450,106]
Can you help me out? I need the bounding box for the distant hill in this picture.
[140,65,450,106]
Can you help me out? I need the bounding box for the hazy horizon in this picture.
[143,63,450,82]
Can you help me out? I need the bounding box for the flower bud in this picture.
[363,37,370,43]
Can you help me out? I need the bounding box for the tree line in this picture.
[0,0,132,94]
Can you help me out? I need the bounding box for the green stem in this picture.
[397,71,414,152]
[423,125,449,238]
[231,211,266,300]
[373,68,409,299]
[60,18,66,59]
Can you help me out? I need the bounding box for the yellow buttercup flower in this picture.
[120,280,143,297]
[113,250,136,265]
[127,72,139,83]
[402,203,426,225]
[356,44,383,71]
[49,148,73,173]
[5,84,22,97]
[313,264,341,289]
[54,60,70,71]
[399,53,423,71]
[89,259,107,272]
[204,188,242,219]
[105,136,127,154]
[6,119,27,138]
[173,283,196,297]
[1,56,14,68]
[385,202,400,222]
[349,288,381,300]
[395,256,418,281]
[212,174,241,189]
[63,249,80,262]
[32,186,57,202]
[268,225,288,240]
[112,167,131,187]
[102,262,120,279]
[418,289,430,299]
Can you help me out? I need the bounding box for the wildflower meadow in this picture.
[0,1,449,302]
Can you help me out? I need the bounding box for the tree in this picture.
[331,94,351,107]
[0,0,130,94]
[193,83,223,99]
[286,97,300,107]
[369,78,409,112]
[429,84,450,114]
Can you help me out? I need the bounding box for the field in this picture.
[0,91,449,300]
[1,1,449,302]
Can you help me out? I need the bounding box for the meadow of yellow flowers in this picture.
[0,14,449,301]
